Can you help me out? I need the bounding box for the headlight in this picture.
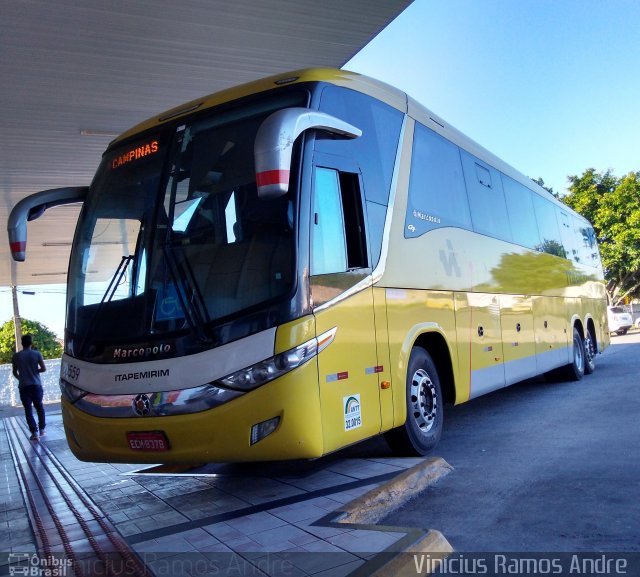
[60,379,88,403]
[216,327,337,391]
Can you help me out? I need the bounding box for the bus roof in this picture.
[113,67,585,223]
[112,68,407,144]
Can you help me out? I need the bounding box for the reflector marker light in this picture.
[365,365,384,374]
[326,371,349,382]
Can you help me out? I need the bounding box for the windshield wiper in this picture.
[78,255,134,355]
[101,255,134,303]
[162,243,212,342]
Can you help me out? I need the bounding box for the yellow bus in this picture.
[8,68,609,462]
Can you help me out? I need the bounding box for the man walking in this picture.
[12,334,47,440]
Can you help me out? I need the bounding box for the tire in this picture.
[616,328,628,336]
[559,326,586,381]
[384,347,443,456]
[584,327,596,375]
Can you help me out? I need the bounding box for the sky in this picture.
[2,0,639,339]
[346,0,640,197]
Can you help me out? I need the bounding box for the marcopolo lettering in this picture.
[113,343,172,359]
[115,369,170,382]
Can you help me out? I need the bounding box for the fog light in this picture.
[250,416,281,445]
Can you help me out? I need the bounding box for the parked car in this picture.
[635,317,640,329]
[607,306,633,335]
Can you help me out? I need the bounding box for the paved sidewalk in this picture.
[1,410,451,576]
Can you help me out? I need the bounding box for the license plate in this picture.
[127,431,170,452]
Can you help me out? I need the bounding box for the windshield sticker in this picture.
[156,285,185,321]
[344,394,362,431]
[111,140,159,169]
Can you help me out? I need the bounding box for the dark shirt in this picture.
[12,348,46,387]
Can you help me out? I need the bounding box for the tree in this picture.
[0,319,63,364]
[531,177,557,198]
[562,169,640,304]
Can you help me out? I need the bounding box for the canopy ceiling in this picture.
[1,0,411,287]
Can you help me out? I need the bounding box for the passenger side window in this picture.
[406,123,471,237]
[574,217,599,267]
[502,175,541,250]
[532,194,566,258]
[460,150,512,242]
[558,209,578,263]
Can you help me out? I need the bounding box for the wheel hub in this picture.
[584,334,595,365]
[574,333,585,372]
[410,368,437,433]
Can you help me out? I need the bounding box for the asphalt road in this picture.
[380,330,640,553]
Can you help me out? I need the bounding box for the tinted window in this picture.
[502,175,541,249]
[460,150,511,242]
[558,208,578,263]
[406,123,471,238]
[317,86,402,266]
[532,194,566,257]
[574,216,599,267]
[318,86,403,205]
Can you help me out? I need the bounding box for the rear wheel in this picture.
[584,327,596,375]
[384,346,443,456]
[560,326,585,381]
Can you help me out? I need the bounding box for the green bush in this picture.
[0,319,63,364]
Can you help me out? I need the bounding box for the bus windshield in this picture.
[66,91,305,359]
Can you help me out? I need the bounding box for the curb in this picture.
[337,456,453,526]
[369,530,452,577]
[326,456,454,577]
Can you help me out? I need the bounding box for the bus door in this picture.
[455,292,506,400]
[310,155,382,453]
[500,295,536,385]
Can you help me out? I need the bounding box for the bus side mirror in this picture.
[254,107,361,198]
[7,186,88,261]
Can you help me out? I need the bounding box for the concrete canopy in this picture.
[1,0,410,287]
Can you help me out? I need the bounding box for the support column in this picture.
[11,285,22,353]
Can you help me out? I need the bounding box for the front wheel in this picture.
[384,346,443,456]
